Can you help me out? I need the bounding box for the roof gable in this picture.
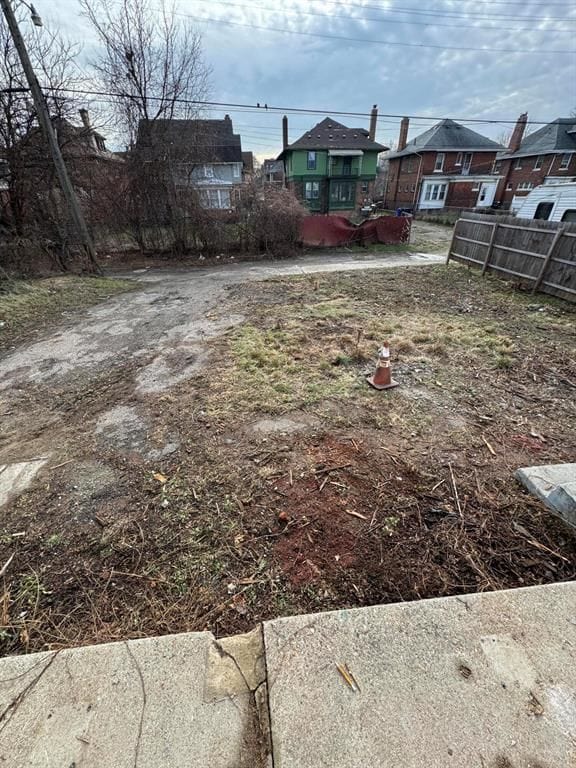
[388,119,503,158]
[500,118,576,159]
[285,117,387,152]
[136,117,243,163]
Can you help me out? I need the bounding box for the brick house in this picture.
[277,107,387,214]
[494,115,576,211]
[385,118,504,211]
[136,115,244,210]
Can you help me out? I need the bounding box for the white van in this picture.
[515,182,576,223]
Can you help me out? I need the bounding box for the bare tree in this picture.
[80,0,210,144]
[0,4,80,239]
[81,0,212,252]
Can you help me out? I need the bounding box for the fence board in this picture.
[447,212,576,302]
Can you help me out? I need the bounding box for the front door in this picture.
[476,181,497,207]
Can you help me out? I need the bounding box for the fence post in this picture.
[532,225,565,294]
[446,218,459,264]
[481,222,499,276]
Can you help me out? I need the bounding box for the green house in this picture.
[278,116,387,214]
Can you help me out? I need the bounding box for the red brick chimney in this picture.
[282,115,288,150]
[508,112,528,153]
[398,117,409,151]
[369,105,378,141]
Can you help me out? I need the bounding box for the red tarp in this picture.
[300,215,411,248]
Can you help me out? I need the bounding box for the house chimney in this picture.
[282,115,288,150]
[398,117,409,151]
[369,104,378,141]
[79,108,91,130]
[508,112,528,153]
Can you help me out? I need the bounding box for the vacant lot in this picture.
[1,258,575,655]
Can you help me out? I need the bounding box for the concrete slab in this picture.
[0,629,269,767]
[264,583,576,768]
[516,463,576,527]
[0,458,48,509]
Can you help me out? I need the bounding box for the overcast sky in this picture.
[44,0,576,158]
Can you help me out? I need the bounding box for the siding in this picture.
[515,184,576,222]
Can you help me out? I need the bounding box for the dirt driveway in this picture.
[1,239,575,656]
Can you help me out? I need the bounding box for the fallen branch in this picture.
[314,463,352,476]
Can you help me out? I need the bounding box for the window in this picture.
[455,153,462,166]
[199,188,231,209]
[533,156,543,170]
[534,202,554,220]
[471,182,481,191]
[424,183,447,201]
[517,182,534,191]
[559,153,572,170]
[203,164,215,179]
[233,163,241,178]
[434,152,445,172]
[506,183,513,191]
[307,151,317,170]
[514,158,522,170]
[342,157,352,176]
[404,156,415,173]
[330,181,355,203]
[561,209,576,222]
[305,180,320,200]
[492,160,501,174]
[361,181,369,193]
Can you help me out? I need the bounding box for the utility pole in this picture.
[0,0,99,270]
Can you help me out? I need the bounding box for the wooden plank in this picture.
[459,217,494,227]
[481,222,499,276]
[451,253,484,265]
[496,222,557,234]
[487,263,536,279]
[454,235,490,247]
[550,257,576,267]
[446,220,460,264]
[532,226,566,294]
[492,243,545,259]
[542,280,576,296]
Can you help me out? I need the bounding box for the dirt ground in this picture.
[1,244,575,655]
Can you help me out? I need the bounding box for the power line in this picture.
[50,86,557,125]
[187,14,575,54]
[182,0,572,33]
[307,0,576,22]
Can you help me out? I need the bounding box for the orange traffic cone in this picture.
[367,343,399,390]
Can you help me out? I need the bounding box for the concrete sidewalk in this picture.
[1,583,574,767]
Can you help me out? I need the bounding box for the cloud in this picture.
[47,0,575,154]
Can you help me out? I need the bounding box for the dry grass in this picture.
[0,275,135,351]
[0,262,575,655]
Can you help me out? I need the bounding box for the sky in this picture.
[42,0,576,158]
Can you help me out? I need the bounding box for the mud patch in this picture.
[94,404,179,459]
[0,458,48,509]
[62,460,122,523]
[251,415,317,436]
[136,345,211,395]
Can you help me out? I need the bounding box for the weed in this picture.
[45,533,63,549]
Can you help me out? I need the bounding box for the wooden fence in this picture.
[446,212,576,302]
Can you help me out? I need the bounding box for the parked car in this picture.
[515,182,576,223]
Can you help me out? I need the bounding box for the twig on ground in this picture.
[0,554,15,578]
[448,463,463,518]
[314,463,352,476]
[482,436,496,456]
[50,459,74,470]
